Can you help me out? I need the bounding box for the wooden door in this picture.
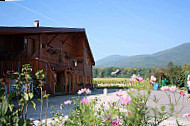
[67,72,72,94]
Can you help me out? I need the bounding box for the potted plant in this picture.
[4,70,15,84]
[47,47,54,53]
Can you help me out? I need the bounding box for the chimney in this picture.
[34,20,39,27]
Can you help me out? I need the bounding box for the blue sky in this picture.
[0,0,190,61]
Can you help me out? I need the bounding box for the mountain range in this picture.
[95,43,190,68]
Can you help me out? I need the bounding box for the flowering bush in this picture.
[3,70,15,80]
[77,88,91,95]
[49,84,190,126]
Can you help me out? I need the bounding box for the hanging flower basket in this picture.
[47,48,54,53]
[47,48,59,54]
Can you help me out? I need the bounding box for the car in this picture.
[187,75,190,93]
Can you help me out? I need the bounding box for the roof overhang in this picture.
[0,26,85,35]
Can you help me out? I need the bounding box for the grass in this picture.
[93,78,153,90]
[93,78,188,92]
[93,78,129,84]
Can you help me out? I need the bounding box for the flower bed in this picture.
[1,70,190,126]
[47,75,190,126]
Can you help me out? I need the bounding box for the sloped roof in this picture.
[0,26,95,65]
[0,26,85,34]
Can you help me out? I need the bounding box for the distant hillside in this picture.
[95,43,190,68]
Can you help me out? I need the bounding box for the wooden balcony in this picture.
[0,58,38,75]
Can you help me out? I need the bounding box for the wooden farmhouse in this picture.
[0,21,95,95]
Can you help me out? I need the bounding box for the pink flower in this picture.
[60,104,63,110]
[78,88,91,95]
[169,86,177,92]
[128,112,131,115]
[121,101,126,106]
[130,77,136,82]
[132,74,137,78]
[50,111,55,114]
[122,95,132,104]
[183,113,189,118]
[111,119,120,126]
[179,91,184,95]
[111,72,116,75]
[104,114,111,121]
[60,123,64,126]
[85,88,91,94]
[78,88,86,94]
[160,86,169,91]
[30,118,35,121]
[77,90,83,94]
[6,70,11,74]
[185,93,190,98]
[137,77,143,82]
[81,97,89,104]
[151,75,156,82]
[90,122,96,125]
[111,69,119,75]
[64,100,72,105]
[116,90,126,97]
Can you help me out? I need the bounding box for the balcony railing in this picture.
[0,58,37,75]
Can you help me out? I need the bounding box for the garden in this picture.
[0,64,190,125]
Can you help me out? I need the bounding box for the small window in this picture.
[41,43,45,49]
[24,38,28,44]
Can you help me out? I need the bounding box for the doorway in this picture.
[55,72,65,95]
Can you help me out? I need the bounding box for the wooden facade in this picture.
[0,26,95,95]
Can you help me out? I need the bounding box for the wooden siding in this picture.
[0,31,94,95]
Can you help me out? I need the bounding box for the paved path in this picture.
[27,89,190,125]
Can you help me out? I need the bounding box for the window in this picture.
[41,43,45,49]
[24,38,28,48]
[24,38,28,44]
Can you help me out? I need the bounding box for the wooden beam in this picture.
[56,37,70,46]
[72,72,75,94]
[47,34,58,46]
[64,70,67,94]
[38,34,42,58]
